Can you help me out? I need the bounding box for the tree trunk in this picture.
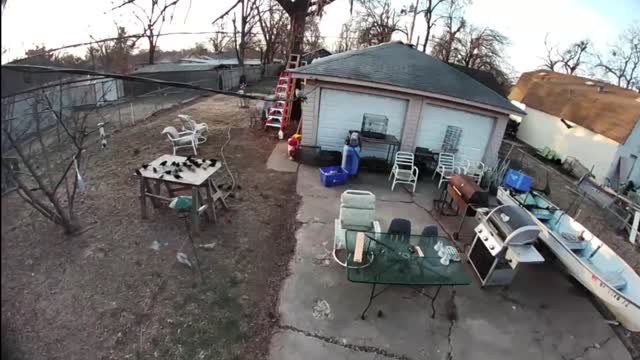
[148,35,156,64]
[289,5,307,55]
[422,25,432,52]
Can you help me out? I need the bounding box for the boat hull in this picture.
[497,188,640,331]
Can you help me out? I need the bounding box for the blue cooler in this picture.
[503,169,532,192]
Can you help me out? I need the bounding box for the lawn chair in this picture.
[432,152,461,188]
[389,152,419,193]
[177,114,208,144]
[334,190,381,268]
[461,160,486,185]
[162,126,198,155]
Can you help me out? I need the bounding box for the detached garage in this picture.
[290,42,525,168]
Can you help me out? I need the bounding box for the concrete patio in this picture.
[268,160,631,360]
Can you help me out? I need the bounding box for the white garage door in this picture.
[416,104,495,163]
[317,89,409,158]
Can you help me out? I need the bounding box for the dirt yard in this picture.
[1,89,300,359]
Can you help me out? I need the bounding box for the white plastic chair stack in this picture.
[333,190,381,268]
[462,160,486,185]
[432,152,461,188]
[389,152,419,193]
[162,126,198,155]
[177,114,208,144]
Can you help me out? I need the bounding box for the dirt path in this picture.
[1,93,299,359]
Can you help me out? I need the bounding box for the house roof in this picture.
[289,41,524,115]
[509,70,640,143]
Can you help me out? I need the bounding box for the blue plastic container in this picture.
[503,169,533,192]
[341,145,361,176]
[320,166,348,187]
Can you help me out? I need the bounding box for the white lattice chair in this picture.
[177,114,208,144]
[389,151,420,193]
[432,152,464,188]
[162,126,198,155]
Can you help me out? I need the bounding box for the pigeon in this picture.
[164,170,172,174]
[134,169,142,176]
[152,167,158,173]
[159,174,165,179]
[141,164,150,170]
[193,162,202,168]
[159,160,167,167]
[174,174,183,180]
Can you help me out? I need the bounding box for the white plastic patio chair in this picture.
[389,151,419,193]
[432,152,462,188]
[334,190,381,268]
[162,126,198,155]
[460,160,486,185]
[177,114,208,144]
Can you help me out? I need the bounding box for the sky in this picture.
[2,0,639,75]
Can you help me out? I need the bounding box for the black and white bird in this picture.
[159,160,168,167]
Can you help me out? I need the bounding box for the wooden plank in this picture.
[139,177,147,219]
[354,232,365,263]
[144,193,172,202]
[414,246,424,257]
[191,186,200,236]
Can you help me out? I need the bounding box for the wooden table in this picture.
[137,154,228,234]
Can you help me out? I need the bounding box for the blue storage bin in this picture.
[320,166,348,187]
[503,169,532,192]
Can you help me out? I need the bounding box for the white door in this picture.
[317,89,408,158]
[416,104,495,163]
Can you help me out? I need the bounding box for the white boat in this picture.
[497,187,640,331]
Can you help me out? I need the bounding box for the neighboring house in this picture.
[289,42,525,167]
[300,48,332,66]
[509,70,640,186]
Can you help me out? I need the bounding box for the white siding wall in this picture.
[416,104,496,163]
[608,119,640,185]
[516,106,620,183]
[316,88,409,158]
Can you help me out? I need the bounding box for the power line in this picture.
[1,64,270,101]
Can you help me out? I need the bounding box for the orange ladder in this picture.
[265,54,300,130]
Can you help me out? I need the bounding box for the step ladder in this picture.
[265,54,300,131]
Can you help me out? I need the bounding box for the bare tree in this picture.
[303,17,324,52]
[335,19,359,53]
[213,0,260,66]
[430,0,466,63]
[402,0,455,51]
[114,0,181,65]
[541,34,562,72]
[2,84,110,234]
[353,0,405,47]
[597,24,640,89]
[86,25,138,73]
[455,26,509,70]
[540,35,590,75]
[255,0,289,64]
[209,21,232,53]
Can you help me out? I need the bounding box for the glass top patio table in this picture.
[345,231,471,286]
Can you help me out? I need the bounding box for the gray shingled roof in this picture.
[290,41,525,115]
